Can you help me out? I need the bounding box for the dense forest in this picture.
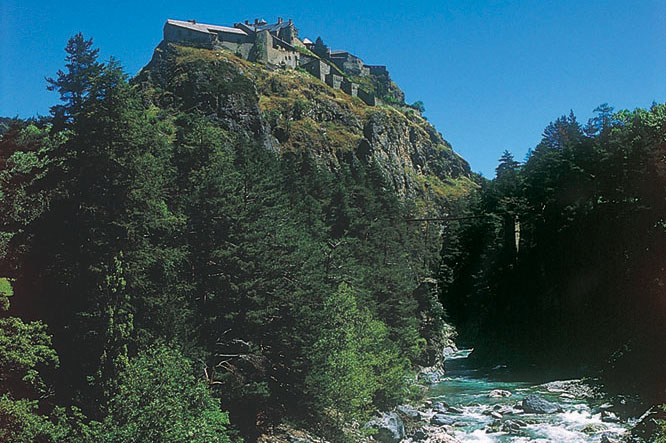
[0,34,458,442]
[440,104,666,406]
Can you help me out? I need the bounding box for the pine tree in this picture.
[46,33,102,129]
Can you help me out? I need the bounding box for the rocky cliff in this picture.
[134,42,475,213]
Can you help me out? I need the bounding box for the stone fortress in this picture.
[163,17,409,108]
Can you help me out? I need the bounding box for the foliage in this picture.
[305,283,407,423]
[440,103,666,402]
[45,33,102,129]
[91,345,232,443]
[411,101,425,113]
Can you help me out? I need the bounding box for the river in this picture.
[425,350,632,442]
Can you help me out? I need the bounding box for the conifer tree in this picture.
[46,33,102,128]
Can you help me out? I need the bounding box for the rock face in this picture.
[418,368,446,384]
[364,412,405,443]
[134,43,475,209]
[135,42,275,151]
[520,395,563,414]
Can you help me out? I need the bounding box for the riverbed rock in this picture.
[447,406,464,414]
[601,410,620,423]
[397,404,421,419]
[582,423,607,433]
[490,411,503,420]
[500,420,524,434]
[486,420,501,433]
[430,414,455,426]
[600,433,617,443]
[364,412,405,443]
[441,346,456,359]
[488,389,512,398]
[427,428,462,443]
[410,428,427,441]
[520,395,563,414]
[433,402,449,413]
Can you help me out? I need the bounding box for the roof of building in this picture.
[166,19,247,36]
[302,38,313,44]
[243,20,291,33]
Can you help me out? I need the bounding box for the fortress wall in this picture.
[215,41,254,58]
[164,24,214,46]
[303,60,330,82]
[325,73,343,89]
[341,80,358,97]
[358,88,380,106]
[367,65,388,76]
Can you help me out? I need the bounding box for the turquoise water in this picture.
[426,350,631,442]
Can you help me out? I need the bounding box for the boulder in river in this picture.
[447,406,464,414]
[364,412,405,443]
[488,389,512,398]
[581,423,607,434]
[433,401,449,413]
[430,413,455,426]
[500,419,524,434]
[601,410,620,423]
[520,395,563,414]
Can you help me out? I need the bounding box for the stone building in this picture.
[163,17,398,107]
[302,59,330,82]
[163,17,305,67]
[329,50,370,76]
[163,19,253,57]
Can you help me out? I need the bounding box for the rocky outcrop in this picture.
[135,42,275,151]
[364,412,405,443]
[417,367,446,384]
[135,43,475,210]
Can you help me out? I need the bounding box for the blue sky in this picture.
[1,1,664,176]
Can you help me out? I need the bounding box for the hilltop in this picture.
[135,18,475,213]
